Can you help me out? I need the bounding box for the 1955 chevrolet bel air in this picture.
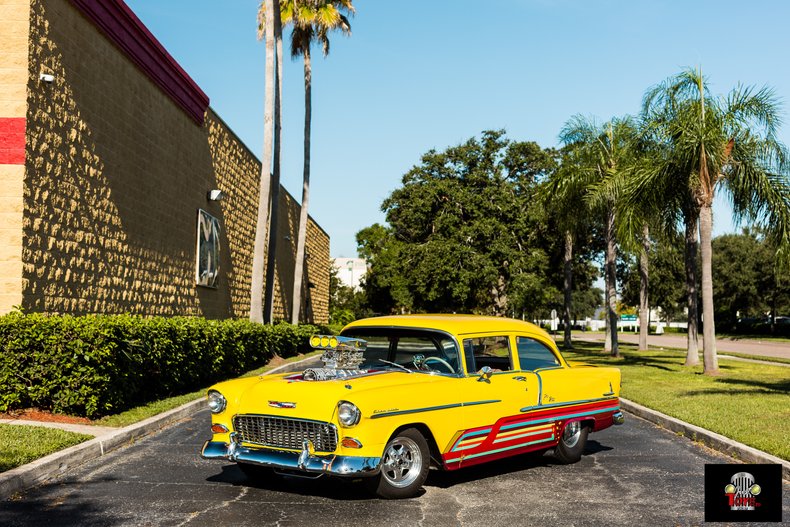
[201,315,623,498]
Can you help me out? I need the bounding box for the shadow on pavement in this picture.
[206,463,379,500]
[204,439,616,500]
[0,477,125,527]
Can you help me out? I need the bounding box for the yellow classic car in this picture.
[201,315,623,498]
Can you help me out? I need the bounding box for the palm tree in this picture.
[640,68,790,374]
[250,0,283,323]
[279,0,354,324]
[610,200,655,351]
[545,147,592,349]
[594,129,664,352]
[560,115,639,358]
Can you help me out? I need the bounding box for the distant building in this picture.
[333,258,367,290]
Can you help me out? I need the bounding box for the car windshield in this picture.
[340,327,461,376]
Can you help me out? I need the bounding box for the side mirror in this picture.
[477,366,493,383]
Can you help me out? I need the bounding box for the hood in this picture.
[232,370,453,422]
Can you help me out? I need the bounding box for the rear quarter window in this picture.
[516,336,560,371]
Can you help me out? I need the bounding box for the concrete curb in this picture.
[0,354,320,499]
[621,398,790,481]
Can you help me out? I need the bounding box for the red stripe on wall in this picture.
[0,118,26,165]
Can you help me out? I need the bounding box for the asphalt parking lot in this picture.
[1,406,788,527]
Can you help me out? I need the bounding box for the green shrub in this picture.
[0,313,320,418]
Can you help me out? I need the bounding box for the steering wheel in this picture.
[422,356,455,374]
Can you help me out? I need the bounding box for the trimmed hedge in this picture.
[0,313,321,418]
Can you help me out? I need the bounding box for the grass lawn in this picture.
[0,425,92,472]
[716,333,790,344]
[716,351,790,365]
[562,343,790,461]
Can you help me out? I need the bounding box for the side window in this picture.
[462,336,512,374]
[516,337,560,371]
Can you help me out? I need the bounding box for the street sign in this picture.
[620,314,637,321]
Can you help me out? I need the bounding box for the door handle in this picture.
[512,376,527,381]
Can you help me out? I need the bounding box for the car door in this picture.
[442,334,541,466]
[515,334,615,406]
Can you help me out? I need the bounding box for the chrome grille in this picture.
[233,414,338,452]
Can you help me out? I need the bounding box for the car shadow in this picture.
[427,442,612,489]
[207,441,614,500]
[206,464,382,500]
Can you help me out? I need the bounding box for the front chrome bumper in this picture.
[201,438,381,477]
[612,411,625,425]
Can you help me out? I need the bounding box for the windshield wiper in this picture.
[378,359,412,373]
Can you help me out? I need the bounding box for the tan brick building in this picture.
[0,0,329,323]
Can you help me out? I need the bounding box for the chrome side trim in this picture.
[516,406,620,426]
[519,396,618,413]
[201,440,381,477]
[534,371,543,405]
[369,399,501,419]
[612,411,625,425]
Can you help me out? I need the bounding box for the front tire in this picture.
[366,428,429,499]
[554,421,588,464]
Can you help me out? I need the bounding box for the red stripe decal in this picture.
[0,118,26,165]
[442,399,620,469]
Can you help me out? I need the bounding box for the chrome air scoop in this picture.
[303,335,368,381]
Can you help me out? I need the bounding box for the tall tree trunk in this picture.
[291,48,312,324]
[605,207,619,357]
[638,223,649,351]
[699,204,719,374]
[250,0,278,323]
[770,287,777,334]
[684,214,700,366]
[562,230,573,349]
[604,286,612,352]
[263,12,283,323]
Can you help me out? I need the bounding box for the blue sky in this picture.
[126,0,790,258]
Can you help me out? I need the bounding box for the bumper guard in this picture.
[201,434,380,477]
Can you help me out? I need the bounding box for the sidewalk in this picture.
[576,331,790,360]
[0,419,117,437]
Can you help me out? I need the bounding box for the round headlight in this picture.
[337,401,360,427]
[207,390,226,414]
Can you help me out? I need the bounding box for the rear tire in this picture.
[554,421,588,464]
[366,428,429,499]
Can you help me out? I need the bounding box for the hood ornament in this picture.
[268,401,297,409]
[303,335,367,381]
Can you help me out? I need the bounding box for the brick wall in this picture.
[0,0,29,314]
[8,0,329,322]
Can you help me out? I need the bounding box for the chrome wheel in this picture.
[562,421,581,448]
[380,436,423,489]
